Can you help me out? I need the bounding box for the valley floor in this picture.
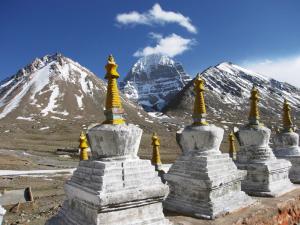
[1,149,300,225]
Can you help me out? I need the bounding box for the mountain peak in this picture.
[121,54,191,111]
[131,54,176,75]
[213,61,270,81]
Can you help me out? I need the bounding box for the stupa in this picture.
[273,99,300,183]
[163,74,253,219]
[236,86,295,197]
[46,55,170,225]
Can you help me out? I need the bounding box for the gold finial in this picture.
[192,74,208,126]
[151,132,162,170]
[79,131,89,161]
[228,132,236,160]
[282,99,293,132]
[248,85,260,126]
[103,54,125,125]
[105,54,119,78]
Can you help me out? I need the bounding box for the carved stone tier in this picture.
[47,124,170,225]
[273,131,300,183]
[236,125,295,197]
[164,125,253,219]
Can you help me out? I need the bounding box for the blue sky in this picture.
[1,0,300,86]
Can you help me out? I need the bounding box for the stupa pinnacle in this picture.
[79,131,89,161]
[282,99,293,132]
[151,132,162,170]
[192,74,208,126]
[104,54,125,125]
[229,132,236,160]
[248,85,260,126]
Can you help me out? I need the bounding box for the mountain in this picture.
[163,62,300,131]
[0,53,107,121]
[120,54,191,111]
[0,54,180,160]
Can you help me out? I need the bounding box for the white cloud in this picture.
[116,3,197,34]
[133,33,195,57]
[116,11,149,25]
[148,32,163,40]
[243,55,300,88]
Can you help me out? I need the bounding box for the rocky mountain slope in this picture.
[163,62,300,132]
[0,54,180,161]
[120,54,191,111]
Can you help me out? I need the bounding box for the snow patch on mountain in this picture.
[123,82,139,101]
[75,94,84,109]
[41,85,61,116]
[16,116,34,121]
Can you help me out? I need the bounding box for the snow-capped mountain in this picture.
[163,62,300,129]
[0,53,109,121]
[120,54,191,111]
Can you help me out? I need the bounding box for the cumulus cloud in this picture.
[116,3,197,33]
[243,55,300,88]
[133,33,195,57]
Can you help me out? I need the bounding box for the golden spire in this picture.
[151,132,162,170]
[282,99,293,132]
[103,54,125,125]
[248,85,260,126]
[228,132,236,160]
[79,131,89,161]
[192,74,208,126]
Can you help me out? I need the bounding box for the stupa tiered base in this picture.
[164,125,254,219]
[47,124,170,225]
[47,159,170,225]
[273,131,300,184]
[236,126,296,197]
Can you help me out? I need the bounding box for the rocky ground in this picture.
[2,149,300,225]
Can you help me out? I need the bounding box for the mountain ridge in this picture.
[163,61,300,131]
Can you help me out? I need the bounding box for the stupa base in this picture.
[236,159,296,197]
[46,159,171,225]
[164,154,254,219]
[274,155,300,184]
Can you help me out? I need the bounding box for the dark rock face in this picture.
[121,54,191,111]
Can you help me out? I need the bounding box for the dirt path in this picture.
[0,149,78,171]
